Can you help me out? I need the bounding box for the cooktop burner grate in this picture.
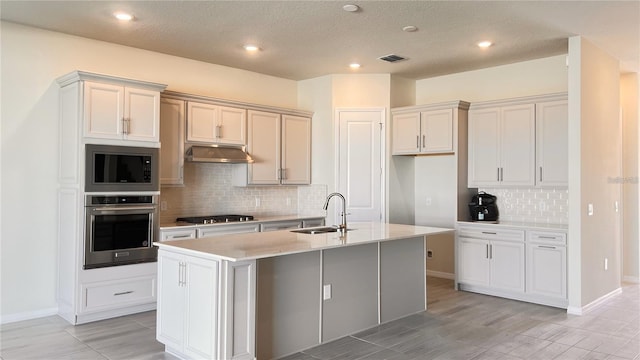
[176,214,254,224]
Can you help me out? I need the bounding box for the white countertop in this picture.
[155,222,454,261]
[457,220,568,231]
[160,214,325,229]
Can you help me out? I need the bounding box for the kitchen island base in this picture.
[155,223,452,360]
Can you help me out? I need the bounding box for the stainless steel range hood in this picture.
[185,144,254,163]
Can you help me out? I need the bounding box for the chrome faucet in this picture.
[323,192,347,233]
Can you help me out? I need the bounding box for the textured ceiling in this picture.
[1,1,638,80]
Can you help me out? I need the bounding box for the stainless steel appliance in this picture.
[85,144,159,192]
[176,214,254,224]
[85,195,158,269]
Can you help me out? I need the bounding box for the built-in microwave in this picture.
[85,144,159,192]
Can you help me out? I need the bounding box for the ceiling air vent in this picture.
[378,54,407,63]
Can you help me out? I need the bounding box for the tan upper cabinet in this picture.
[83,81,162,143]
[234,110,311,186]
[536,100,568,187]
[160,98,186,186]
[468,103,536,187]
[186,101,246,145]
[392,101,468,155]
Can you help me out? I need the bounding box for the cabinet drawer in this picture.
[160,228,197,241]
[527,231,566,245]
[302,218,325,228]
[458,226,524,242]
[260,220,303,232]
[83,276,156,312]
[197,223,260,238]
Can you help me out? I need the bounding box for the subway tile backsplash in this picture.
[159,163,328,224]
[479,187,569,225]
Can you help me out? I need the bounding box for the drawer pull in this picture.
[538,236,557,239]
[114,290,133,296]
[172,234,192,239]
[482,231,497,235]
[538,245,557,249]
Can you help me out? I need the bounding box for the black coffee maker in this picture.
[468,192,499,221]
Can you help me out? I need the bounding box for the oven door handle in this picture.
[91,206,156,213]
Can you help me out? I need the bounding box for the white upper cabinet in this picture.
[84,81,161,143]
[468,100,537,187]
[536,100,568,187]
[160,98,186,185]
[392,102,465,155]
[186,101,246,145]
[236,110,311,186]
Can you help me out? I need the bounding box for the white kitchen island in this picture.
[155,222,453,360]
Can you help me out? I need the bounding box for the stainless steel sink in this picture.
[291,226,342,234]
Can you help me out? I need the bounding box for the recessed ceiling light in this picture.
[402,25,418,32]
[349,63,361,69]
[343,4,360,12]
[243,44,260,52]
[477,41,493,48]
[114,12,134,21]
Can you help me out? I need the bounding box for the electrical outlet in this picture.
[323,284,332,300]
[588,203,594,216]
[427,249,433,258]
[255,197,261,207]
[604,258,608,270]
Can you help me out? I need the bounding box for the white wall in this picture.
[568,36,622,309]
[621,73,639,282]
[0,22,298,321]
[416,55,568,103]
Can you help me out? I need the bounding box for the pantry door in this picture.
[336,108,385,223]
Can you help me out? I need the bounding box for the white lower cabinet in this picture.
[457,223,567,308]
[157,249,256,360]
[526,231,567,304]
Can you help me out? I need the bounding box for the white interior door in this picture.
[337,108,385,223]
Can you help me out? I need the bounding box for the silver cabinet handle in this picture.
[482,231,497,235]
[416,135,420,149]
[172,234,192,239]
[500,168,504,182]
[215,125,221,139]
[486,244,489,259]
[538,236,557,239]
[540,166,543,182]
[489,244,493,259]
[538,245,557,249]
[497,168,500,181]
[114,291,133,296]
[422,134,426,148]
[281,168,287,180]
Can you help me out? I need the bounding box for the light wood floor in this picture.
[1,278,638,360]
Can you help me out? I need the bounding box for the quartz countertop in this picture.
[155,222,454,261]
[457,220,568,231]
[160,214,325,229]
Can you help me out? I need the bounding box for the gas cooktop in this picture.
[176,215,254,225]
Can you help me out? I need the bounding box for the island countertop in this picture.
[155,222,454,261]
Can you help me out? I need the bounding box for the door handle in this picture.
[416,135,420,149]
[422,134,426,148]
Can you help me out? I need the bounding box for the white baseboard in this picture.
[0,307,59,325]
[426,270,455,280]
[566,287,623,316]
[623,275,640,284]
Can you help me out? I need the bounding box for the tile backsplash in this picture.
[479,187,569,225]
[159,162,328,224]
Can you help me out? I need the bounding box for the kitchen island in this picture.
[155,222,453,360]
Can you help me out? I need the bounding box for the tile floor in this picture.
[1,278,638,360]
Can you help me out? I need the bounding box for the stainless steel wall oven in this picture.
[84,195,158,269]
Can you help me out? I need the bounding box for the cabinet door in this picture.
[392,112,421,154]
[124,87,160,142]
[160,98,185,185]
[536,101,568,187]
[83,81,123,139]
[183,256,219,359]
[421,108,453,153]
[468,108,500,187]
[500,104,535,186]
[187,102,218,143]
[490,240,525,293]
[247,111,281,185]
[281,115,311,184]
[458,237,490,286]
[218,106,246,145]
[157,252,185,351]
[526,243,566,299]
